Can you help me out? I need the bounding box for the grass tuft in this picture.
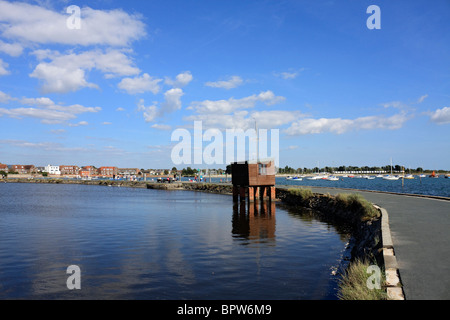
[335,193,380,220]
[337,259,387,300]
[288,188,313,201]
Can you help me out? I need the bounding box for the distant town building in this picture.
[60,165,80,176]
[79,166,97,177]
[118,168,141,176]
[11,165,37,174]
[0,163,8,171]
[98,166,118,177]
[44,165,61,175]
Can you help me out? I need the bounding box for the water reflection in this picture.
[232,201,276,243]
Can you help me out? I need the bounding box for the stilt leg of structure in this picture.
[270,186,276,201]
[255,187,260,200]
[248,187,255,202]
[240,187,246,202]
[262,186,268,200]
[233,186,239,202]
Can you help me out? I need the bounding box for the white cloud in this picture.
[165,71,193,88]
[0,107,76,124]
[118,73,162,94]
[0,95,101,124]
[116,107,125,112]
[136,88,184,123]
[251,110,302,128]
[0,90,11,103]
[30,63,97,93]
[137,99,158,123]
[0,58,10,76]
[0,1,146,47]
[381,101,406,109]
[188,90,285,114]
[280,72,298,79]
[68,121,89,127]
[185,110,299,131]
[151,124,172,130]
[161,88,184,115]
[285,112,409,136]
[417,94,428,104]
[429,107,450,124]
[0,40,23,57]
[30,49,140,94]
[274,68,305,80]
[102,122,112,125]
[205,76,243,89]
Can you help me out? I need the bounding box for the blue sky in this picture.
[0,0,449,170]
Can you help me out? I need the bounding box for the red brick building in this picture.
[0,163,8,171]
[10,165,36,174]
[60,165,80,176]
[79,166,97,177]
[98,167,118,177]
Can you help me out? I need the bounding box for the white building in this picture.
[45,165,61,175]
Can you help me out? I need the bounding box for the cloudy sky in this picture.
[0,0,449,170]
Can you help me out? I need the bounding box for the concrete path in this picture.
[284,186,450,300]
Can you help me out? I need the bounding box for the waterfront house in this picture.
[98,166,118,178]
[79,166,97,177]
[60,165,80,176]
[44,165,61,175]
[118,168,141,177]
[11,165,37,174]
[0,163,8,171]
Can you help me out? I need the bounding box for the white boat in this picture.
[383,175,399,180]
[286,176,302,181]
[326,176,339,181]
[404,174,415,179]
[366,176,376,180]
[383,158,400,180]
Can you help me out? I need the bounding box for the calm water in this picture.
[275,176,450,197]
[0,183,350,300]
[187,176,450,198]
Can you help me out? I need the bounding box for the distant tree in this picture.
[182,167,196,176]
[416,167,423,173]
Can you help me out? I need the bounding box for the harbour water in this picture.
[275,176,450,198]
[0,183,351,300]
[185,176,450,198]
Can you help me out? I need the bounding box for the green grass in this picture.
[288,188,313,200]
[335,193,380,220]
[337,259,388,300]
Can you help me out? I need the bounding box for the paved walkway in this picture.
[286,186,450,300]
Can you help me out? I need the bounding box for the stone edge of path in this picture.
[373,204,405,300]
